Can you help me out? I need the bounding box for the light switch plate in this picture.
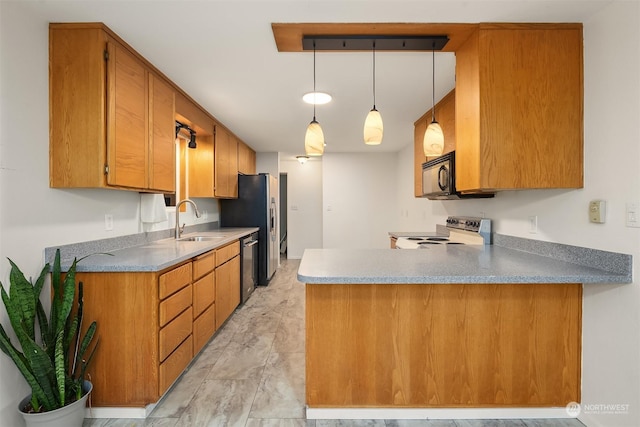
[589,200,606,224]
[627,202,640,228]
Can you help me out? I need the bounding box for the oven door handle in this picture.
[438,165,449,191]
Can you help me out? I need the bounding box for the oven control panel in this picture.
[446,216,491,234]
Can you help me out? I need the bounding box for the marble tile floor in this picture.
[84,258,585,427]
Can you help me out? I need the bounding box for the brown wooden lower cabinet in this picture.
[192,250,217,355]
[215,243,241,328]
[193,304,216,354]
[159,335,193,395]
[306,282,582,408]
[74,240,241,407]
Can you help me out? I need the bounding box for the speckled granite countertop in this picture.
[297,243,632,285]
[67,228,258,272]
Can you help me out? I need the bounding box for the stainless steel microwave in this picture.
[421,151,494,200]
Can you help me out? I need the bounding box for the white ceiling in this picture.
[27,0,612,160]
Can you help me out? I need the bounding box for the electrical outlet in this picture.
[104,214,113,231]
[528,215,538,233]
[589,200,606,224]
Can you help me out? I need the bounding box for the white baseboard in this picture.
[305,407,575,420]
[85,404,155,419]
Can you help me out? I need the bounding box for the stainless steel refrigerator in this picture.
[220,174,278,285]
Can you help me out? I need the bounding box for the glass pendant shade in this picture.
[423,121,444,157]
[363,108,383,145]
[305,119,325,156]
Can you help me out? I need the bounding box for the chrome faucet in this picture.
[175,199,201,239]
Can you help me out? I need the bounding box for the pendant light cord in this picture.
[313,42,317,121]
[372,42,376,109]
[431,48,436,123]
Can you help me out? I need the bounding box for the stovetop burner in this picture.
[394,216,492,249]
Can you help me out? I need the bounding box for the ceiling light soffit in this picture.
[302,35,449,52]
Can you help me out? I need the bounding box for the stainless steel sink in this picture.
[177,236,225,242]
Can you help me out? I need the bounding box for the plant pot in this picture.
[18,380,92,427]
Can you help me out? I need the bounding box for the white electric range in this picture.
[395,216,492,249]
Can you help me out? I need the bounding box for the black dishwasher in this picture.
[241,232,258,304]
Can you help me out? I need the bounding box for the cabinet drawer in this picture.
[193,272,215,318]
[159,262,192,300]
[193,304,216,355]
[159,285,192,327]
[193,251,215,280]
[159,335,193,395]
[216,241,240,267]
[159,307,192,362]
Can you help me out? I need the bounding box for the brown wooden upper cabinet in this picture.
[455,24,583,192]
[49,23,175,193]
[413,24,583,197]
[238,140,257,175]
[178,92,216,198]
[214,125,239,198]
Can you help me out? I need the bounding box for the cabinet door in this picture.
[193,272,215,318]
[215,255,240,327]
[238,140,256,175]
[456,25,583,192]
[107,42,148,189]
[177,93,216,197]
[214,125,239,198]
[149,74,176,192]
[188,134,215,197]
[49,26,108,188]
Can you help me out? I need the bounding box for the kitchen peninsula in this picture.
[297,241,632,419]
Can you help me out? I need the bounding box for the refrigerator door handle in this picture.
[270,200,277,238]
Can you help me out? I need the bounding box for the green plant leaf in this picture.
[80,336,99,385]
[7,259,38,340]
[50,250,62,339]
[70,281,84,377]
[55,258,77,338]
[54,330,65,407]
[12,327,58,411]
[2,264,33,343]
[76,321,97,376]
[36,301,51,357]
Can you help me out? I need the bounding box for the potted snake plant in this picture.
[0,249,98,427]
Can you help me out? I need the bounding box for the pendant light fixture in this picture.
[304,42,325,157]
[363,42,383,145]
[423,48,444,157]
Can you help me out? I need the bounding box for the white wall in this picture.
[0,4,217,425]
[280,157,324,258]
[322,153,398,249]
